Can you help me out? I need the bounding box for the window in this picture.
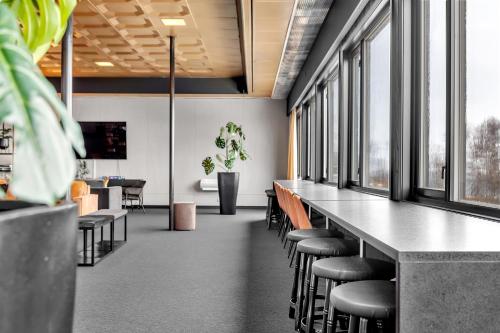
[365,20,391,190]
[321,85,328,180]
[347,15,391,193]
[458,0,500,207]
[418,0,447,191]
[328,73,340,183]
[413,0,500,215]
[350,49,362,184]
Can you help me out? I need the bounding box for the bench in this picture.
[78,209,128,266]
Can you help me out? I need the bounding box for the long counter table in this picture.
[275,179,500,332]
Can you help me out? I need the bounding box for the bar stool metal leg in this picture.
[300,255,315,330]
[348,315,359,333]
[326,302,338,333]
[289,251,301,318]
[305,271,319,333]
[322,279,333,333]
[359,318,369,333]
[294,252,307,329]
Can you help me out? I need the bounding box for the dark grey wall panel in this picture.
[48,76,247,94]
[287,0,362,111]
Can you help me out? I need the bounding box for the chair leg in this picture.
[300,255,314,329]
[326,302,338,333]
[289,244,297,268]
[277,214,285,238]
[281,218,290,242]
[306,273,319,333]
[283,237,288,249]
[348,315,359,333]
[295,252,307,329]
[287,240,295,258]
[289,251,301,319]
[322,279,333,333]
[266,197,272,227]
[359,318,369,333]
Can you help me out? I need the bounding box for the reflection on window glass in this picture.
[420,0,446,190]
[463,0,500,206]
[351,51,361,182]
[322,87,328,179]
[328,76,340,183]
[366,21,391,190]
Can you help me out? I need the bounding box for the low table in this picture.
[78,209,128,266]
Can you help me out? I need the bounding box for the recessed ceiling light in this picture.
[161,18,186,26]
[95,61,114,67]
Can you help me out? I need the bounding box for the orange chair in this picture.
[71,181,98,216]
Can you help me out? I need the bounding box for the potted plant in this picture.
[0,2,84,332]
[202,122,249,215]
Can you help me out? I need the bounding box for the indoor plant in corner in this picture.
[0,1,85,332]
[202,122,249,215]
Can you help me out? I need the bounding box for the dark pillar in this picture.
[169,36,175,230]
[61,15,73,201]
[61,15,73,115]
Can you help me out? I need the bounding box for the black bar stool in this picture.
[292,238,359,330]
[327,280,396,333]
[286,229,342,266]
[265,189,277,229]
[305,256,395,333]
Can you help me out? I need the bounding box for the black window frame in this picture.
[410,0,500,220]
[346,10,392,197]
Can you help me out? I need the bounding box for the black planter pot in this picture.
[0,202,78,333]
[217,172,240,215]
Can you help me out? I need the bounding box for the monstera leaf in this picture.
[4,0,77,62]
[0,4,84,204]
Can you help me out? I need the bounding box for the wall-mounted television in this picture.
[78,122,127,160]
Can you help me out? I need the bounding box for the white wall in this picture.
[73,96,288,206]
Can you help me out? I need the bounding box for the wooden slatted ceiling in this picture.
[39,0,243,78]
[39,0,296,97]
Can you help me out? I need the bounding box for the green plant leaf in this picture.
[0,5,84,204]
[201,156,215,175]
[226,121,237,134]
[54,0,76,43]
[215,136,225,149]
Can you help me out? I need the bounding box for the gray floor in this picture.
[74,208,295,333]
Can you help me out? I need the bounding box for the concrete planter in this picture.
[0,202,78,333]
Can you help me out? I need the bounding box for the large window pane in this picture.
[420,0,447,190]
[322,87,328,179]
[462,0,500,206]
[328,76,339,183]
[365,21,391,190]
[350,51,361,182]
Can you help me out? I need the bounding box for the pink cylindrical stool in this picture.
[174,202,196,231]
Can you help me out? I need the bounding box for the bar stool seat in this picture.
[297,238,358,257]
[287,229,342,242]
[313,257,395,282]
[331,280,396,320]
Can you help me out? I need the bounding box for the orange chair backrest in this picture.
[284,189,299,229]
[273,182,284,212]
[292,194,312,230]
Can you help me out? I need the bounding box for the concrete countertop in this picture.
[311,200,500,261]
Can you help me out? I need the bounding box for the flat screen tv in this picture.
[78,122,127,159]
